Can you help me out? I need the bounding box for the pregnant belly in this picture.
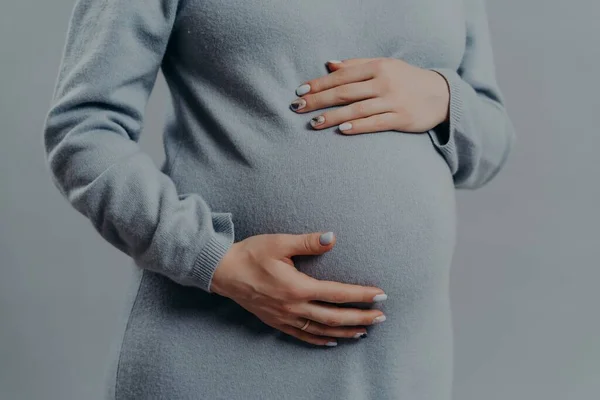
[114,129,456,399]
[173,128,457,304]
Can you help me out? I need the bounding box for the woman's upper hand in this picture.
[210,232,388,347]
[289,57,450,135]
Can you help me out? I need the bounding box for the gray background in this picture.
[1,1,598,399]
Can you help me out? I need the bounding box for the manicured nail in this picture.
[319,231,334,245]
[310,115,325,127]
[372,293,388,302]
[353,332,368,339]
[327,59,343,65]
[325,341,338,347]
[289,98,306,111]
[296,84,311,96]
[372,315,386,324]
[339,122,352,131]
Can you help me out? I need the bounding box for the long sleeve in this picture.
[427,0,516,189]
[42,0,235,293]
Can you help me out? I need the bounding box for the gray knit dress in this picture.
[42,0,516,398]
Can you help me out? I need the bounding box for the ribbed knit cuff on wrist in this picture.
[427,67,465,175]
[187,212,235,293]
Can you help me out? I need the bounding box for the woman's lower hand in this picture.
[289,57,450,135]
[210,231,388,347]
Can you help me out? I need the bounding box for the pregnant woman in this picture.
[43,0,516,398]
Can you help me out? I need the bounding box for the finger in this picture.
[276,323,338,347]
[306,278,387,304]
[337,112,403,135]
[298,301,387,327]
[298,61,379,96]
[307,97,391,130]
[293,80,379,115]
[325,57,386,71]
[274,231,336,258]
[297,319,368,339]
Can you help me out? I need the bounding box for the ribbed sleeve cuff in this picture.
[426,67,465,175]
[187,212,235,293]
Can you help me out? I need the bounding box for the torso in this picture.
[112,1,464,398]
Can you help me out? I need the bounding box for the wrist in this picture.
[209,241,242,297]
[429,69,451,126]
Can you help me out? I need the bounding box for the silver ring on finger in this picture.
[300,319,311,331]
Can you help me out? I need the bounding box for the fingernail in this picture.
[327,59,343,65]
[372,315,386,324]
[372,293,388,302]
[310,115,325,127]
[325,341,338,347]
[296,84,311,96]
[319,231,334,245]
[289,98,306,111]
[339,122,352,131]
[353,332,368,339]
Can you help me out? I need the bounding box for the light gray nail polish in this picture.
[319,231,334,245]
[296,84,311,96]
[325,341,338,347]
[372,293,388,302]
[373,315,387,324]
[339,122,352,131]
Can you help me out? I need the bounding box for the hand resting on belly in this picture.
[211,231,389,347]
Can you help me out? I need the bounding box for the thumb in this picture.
[279,231,336,257]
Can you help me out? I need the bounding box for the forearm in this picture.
[42,0,235,292]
